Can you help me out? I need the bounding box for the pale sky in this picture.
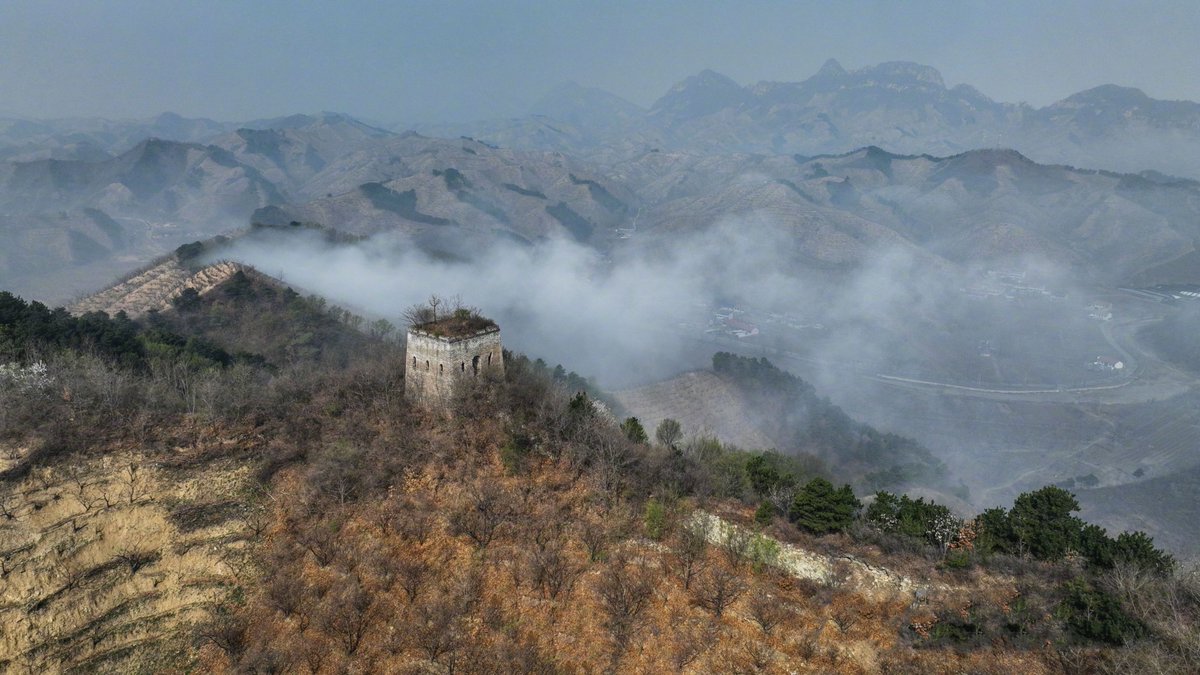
[2,0,1198,124]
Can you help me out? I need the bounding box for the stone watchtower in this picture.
[404,312,504,408]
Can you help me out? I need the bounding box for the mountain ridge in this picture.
[431,59,1200,178]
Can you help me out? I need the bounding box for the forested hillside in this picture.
[0,276,1196,672]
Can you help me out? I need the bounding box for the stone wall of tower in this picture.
[404,327,504,408]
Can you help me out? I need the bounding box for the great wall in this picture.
[69,260,248,318]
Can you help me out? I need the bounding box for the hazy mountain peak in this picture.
[814,58,847,79]
[697,68,736,81]
[949,83,993,103]
[530,81,645,124]
[153,111,186,125]
[127,136,194,155]
[266,113,321,129]
[667,69,741,94]
[948,147,1034,168]
[651,69,747,121]
[1056,84,1152,109]
[862,61,945,88]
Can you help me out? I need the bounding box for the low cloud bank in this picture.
[210,218,1077,394]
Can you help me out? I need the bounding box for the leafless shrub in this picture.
[320,575,376,656]
[0,493,19,521]
[117,453,145,505]
[195,612,247,659]
[61,458,103,514]
[693,565,747,618]
[114,542,160,575]
[596,552,656,664]
[673,518,710,590]
[244,502,271,539]
[383,495,434,544]
[528,538,580,600]
[265,572,305,617]
[720,523,753,568]
[831,601,860,633]
[669,611,718,670]
[748,585,790,635]
[576,516,612,563]
[295,517,340,567]
[743,641,773,671]
[408,582,474,666]
[395,548,433,602]
[796,630,820,660]
[449,481,513,548]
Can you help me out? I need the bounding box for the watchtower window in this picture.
[412,356,416,368]
[472,355,480,375]
[425,360,430,370]
[439,363,444,374]
[487,353,492,365]
[461,362,465,372]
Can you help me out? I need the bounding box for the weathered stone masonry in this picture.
[404,326,504,408]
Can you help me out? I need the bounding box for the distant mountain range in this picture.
[625,145,1200,285]
[5,61,1200,303]
[419,59,1200,179]
[0,114,391,302]
[0,120,634,302]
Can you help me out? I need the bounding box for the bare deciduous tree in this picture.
[320,576,376,656]
[766,483,798,517]
[449,481,513,549]
[673,518,710,590]
[402,294,445,327]
[668,611,718,671]
[748,585,789,635]
[693,566,747,618]
[576,518,611,563]
[395,549,433,602]
[529,538,579,600]
[596,552,656,666]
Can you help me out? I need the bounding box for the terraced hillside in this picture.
[0,428,260,672]
[613,370,772,449]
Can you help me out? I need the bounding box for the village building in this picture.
[1090,356,1125,372]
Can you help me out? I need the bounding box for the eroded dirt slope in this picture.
[0,429,259,673]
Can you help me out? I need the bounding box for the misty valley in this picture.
[196,216,1200,556]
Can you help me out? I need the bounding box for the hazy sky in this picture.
[2,0,1198,124]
